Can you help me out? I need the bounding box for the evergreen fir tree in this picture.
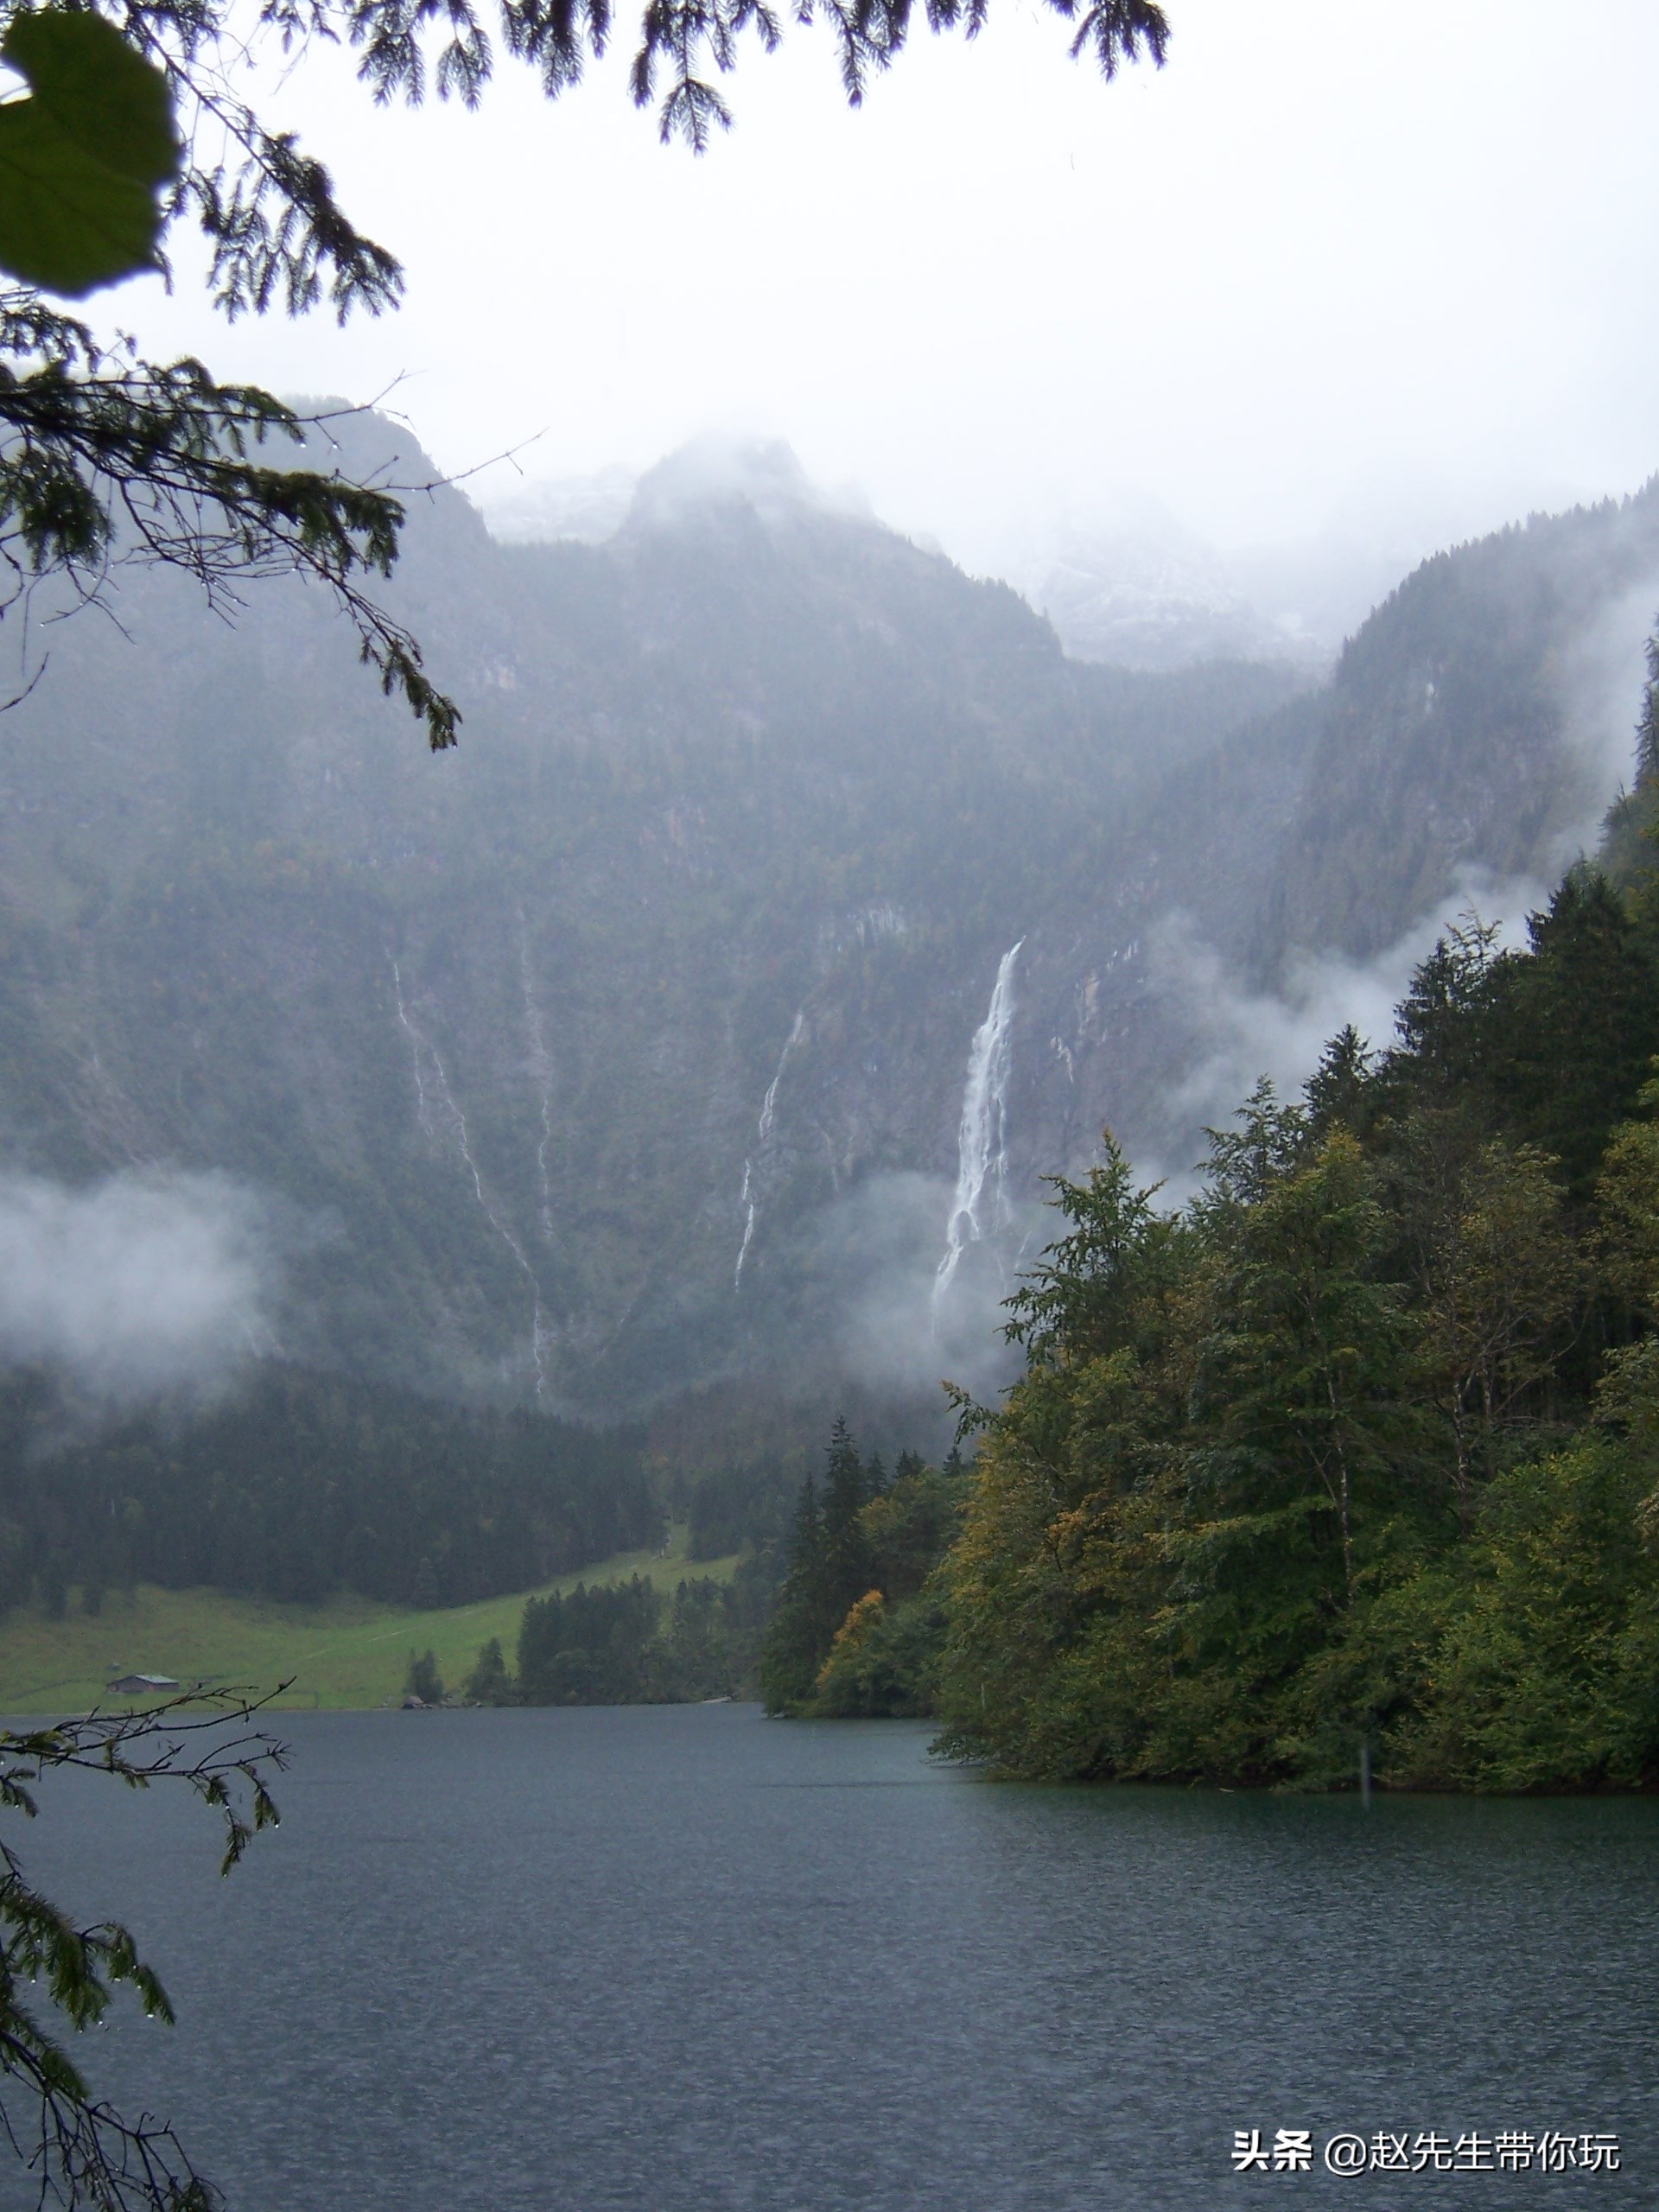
[756,1472,836,1713]
[1389,913,1503,1104]
[1305,1023,1375,1136]
[464,1636,514,1705]
[1503,868,1659,1192]
[820,1417,875,1623]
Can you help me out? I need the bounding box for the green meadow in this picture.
[0,1529,737,1714]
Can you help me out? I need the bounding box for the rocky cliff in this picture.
[2,435,1654,1421]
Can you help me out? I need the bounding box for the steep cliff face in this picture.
[0,438,1651,1417]
[1249,490,1659,969]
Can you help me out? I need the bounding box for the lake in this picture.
[4,1704,1656,2208]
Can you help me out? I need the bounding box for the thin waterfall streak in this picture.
[518,919,556,1240]
[934,939,1024,1310]
[530,1296,551,1396]
[429,1049,537,1282]
[734,1010,805,1293]
[734,1161,757,1292]
[536,1100,554,1242]
[758,1010,804,1148]
[423,1012,550,1398]
[390,959,433,1136]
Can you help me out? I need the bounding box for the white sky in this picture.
[113,0,1659,575]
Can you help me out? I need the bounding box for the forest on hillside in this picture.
[746,661,1659,1789]
[0,1371,655,1613]
[8,468,1659,1775]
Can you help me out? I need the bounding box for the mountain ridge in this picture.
[0,437,1654,1422]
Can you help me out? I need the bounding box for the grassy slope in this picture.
[0,1529,738,1714]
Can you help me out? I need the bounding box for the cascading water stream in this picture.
[734,1161,756,1292]
[391,961,434,1137]
[518,918,556,1243]
[734,1010,805,1291]
[758,1012,804,1147]
[391,955,550,1395]
[934,940,1024,1310]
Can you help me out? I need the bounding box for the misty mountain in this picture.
[1,431,1655,1424]
[1020,513,1325,673]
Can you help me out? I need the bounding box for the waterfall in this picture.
[391,955,550,1396]
[391,961,434,1138]
[934,940,1024,1307]
[758,1011,804,1147]
[734,1009,805,1292]
[518,918,556,1242]
[734,1161,756,1291]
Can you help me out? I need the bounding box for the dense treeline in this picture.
[756,1421,963,1717]
[683,1456,800,1563]
[743,667,1659,1786]
[451,1555,781,1705]
[0,1367,656,1613]
[929,819,1659,1787]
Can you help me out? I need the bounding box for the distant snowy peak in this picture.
[482,438,875,550]
[482,465,638,547]
[481,447,1370,671]
[1028,527,1332,673]
[625,437,817,530]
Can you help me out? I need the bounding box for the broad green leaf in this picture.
[0,9,180,297]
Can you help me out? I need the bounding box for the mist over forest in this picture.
[0,420,1649,1669]
[10,0,1659,2200]
[3,424,1656,1471]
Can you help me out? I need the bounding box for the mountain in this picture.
[1019,512,1325,672]
[1,429,1656,1430]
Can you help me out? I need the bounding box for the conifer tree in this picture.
[756,1472,835,1713]
[820,1417,875,1624]
[1305,1023,1375,1137]
[1504,870,1659,1192]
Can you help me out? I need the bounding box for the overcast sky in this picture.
[120,0,1659,576]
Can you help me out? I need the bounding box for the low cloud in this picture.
[1141,873,1552,1196]
[1554,572,1659,855]
[807,1169,1037,1404]
[0,1169,276,1405]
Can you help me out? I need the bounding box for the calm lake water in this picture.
[4,1704,1656,2209]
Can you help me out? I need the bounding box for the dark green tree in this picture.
[463,1636,515,1704]
[0,1692,283,2210]
[1191,1123,1416,1616]
[755,1471,832,1713]
[1386,912,1504,1107]
[1500,869,1659,1194]
[518,1577,661,1703]
[820,1416,875,1621]
[928,836,1659,1788]
[1305,1021,1375,1138]
[1003,1131,1186,1368]
[757,1419,889,1716]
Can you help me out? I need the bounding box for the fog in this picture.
[1135,883,1535,1188]
[810,1170,1037,1404]
[13,0,1659,1425]
[810,879,1552,1398]
[107,0,1659,593]
[0,1171,276,1406]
